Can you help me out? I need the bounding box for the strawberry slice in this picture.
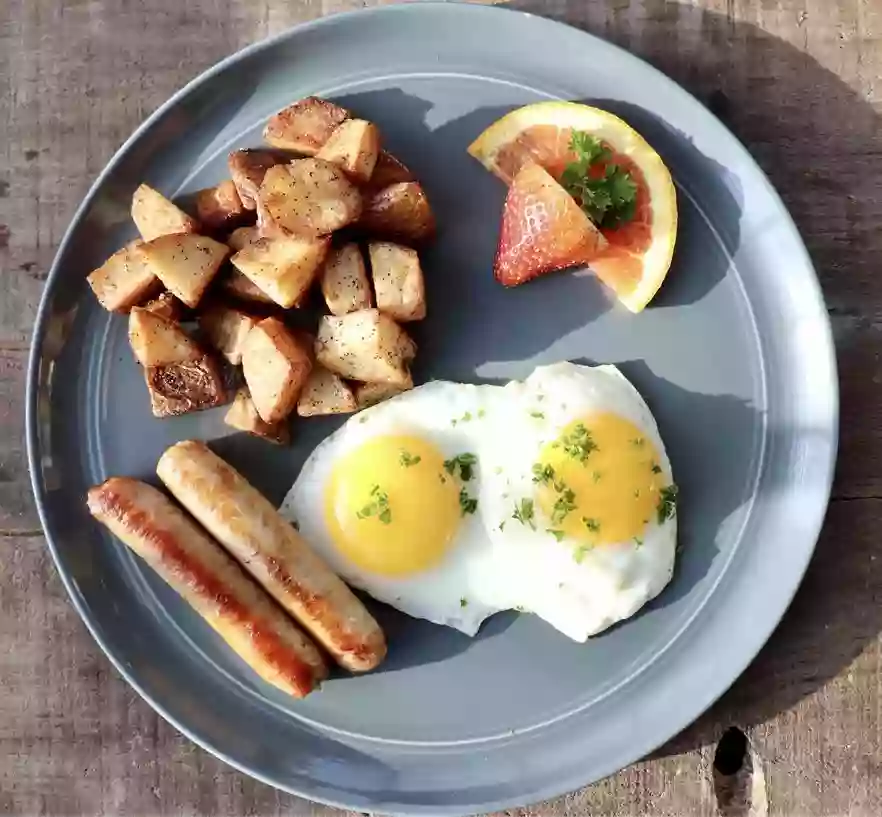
[493,163,607,287]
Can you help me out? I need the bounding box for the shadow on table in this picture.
[504,0,880,754]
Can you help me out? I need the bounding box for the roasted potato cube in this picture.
[142,291,184,321]
[320,243,372,316]
[258,160,362,238]
[296,366,357,417]
[354,379,412,409]
[224,387,290,445]
[361,181,435,244]
[195,180,249,232]
[131,184,200,242]
[228,149,280,210]
[226,225,260,252]
[136,233,229,308]
[199,304,259,365]
[144,357,227,418]
[241,317,313,423]
[368,242,426,322]
[315,309,414,387]
[365,150,414,193]
[263,97,350,155]
[87,241,160,312]
[220,269,276,305]
[128,307,201,367]
[316,119,381,184]
[230,235,329,308]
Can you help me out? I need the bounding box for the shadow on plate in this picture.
[505,0,880,756]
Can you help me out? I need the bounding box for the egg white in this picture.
[478,362,678,641]
[280,380,516,636]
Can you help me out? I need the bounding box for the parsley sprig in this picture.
[399,450,421,467]
[551,422,597,463]
[512,498,536,529]
[560,131,637,228]
[444,452,478,482]
[459,488,478,517]
[657,484,679,524]
[357,485,392,524]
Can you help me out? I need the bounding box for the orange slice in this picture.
[468,102,677,312]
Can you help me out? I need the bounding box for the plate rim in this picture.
[26,2,839,813]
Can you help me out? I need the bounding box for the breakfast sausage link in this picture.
[156,441,387,672]
[87,477,328,697]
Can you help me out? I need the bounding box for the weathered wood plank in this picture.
[3,0,882,815]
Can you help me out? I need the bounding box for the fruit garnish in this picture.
[494,163,607,288]
[468,101,677,312]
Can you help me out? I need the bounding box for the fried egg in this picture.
[479,362,678,640]
[281,363,678,642]
[280,380,515,635]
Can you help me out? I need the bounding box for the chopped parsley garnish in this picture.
[399,450,421,467]
[631,437,645,448]
[532,463,556,485]
[573,544,593,564]
[357,485,391,524]
[444,452,478,481]
[512,498,536,529]
[459,488,478,516]
[529,410,545,419]
[651,462,663,474]
[478,408,486,418]
[551,422,597,463]
[657,484,679,524]
[592,470,603,483]
[551,487,577,525]
[633,489,641,499]
[633,536,644,547]
[460,597,468,608]
[548,529,565,542]
[560,131,638,228]
[499,520,506,532]
[582,516,600,533]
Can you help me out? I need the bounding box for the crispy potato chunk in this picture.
[142,291,184,321]
[366,150,414,193]
[360,181,435,244]
[296,365,357,417]
[315,309,415,387]
[241,318,313,423]
[144,357,227,418]
[368,242,426,322]
[131,184,200,241]
[199,304,259,365]
[258,160,362,238]
[136,233,229,308]
[354,379,412,409]
[320,243,372,316]
[316,119,380,184]
[87,241,160,312]
[195,180,249,232]
[231,236,329,308]
[128,307,201,367]
[226,226,260,252]
[263,97,350,155]
[228,149,280,210]
[224,387,290,445]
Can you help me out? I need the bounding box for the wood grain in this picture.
[2,0,881,815]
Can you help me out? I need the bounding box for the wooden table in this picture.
[1,0,877,814]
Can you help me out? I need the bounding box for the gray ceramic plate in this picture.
[27,3,838,814]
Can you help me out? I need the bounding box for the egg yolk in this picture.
[324,435,462,576]
[534,413,665,545]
